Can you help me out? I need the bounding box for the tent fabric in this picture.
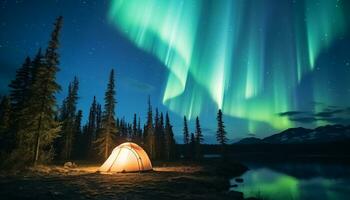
[99,142,153,173]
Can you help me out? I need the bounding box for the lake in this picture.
[231,160,350,200]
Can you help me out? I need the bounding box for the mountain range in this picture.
[236,124,350,144]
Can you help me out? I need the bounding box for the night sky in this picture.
[1,0,350,143]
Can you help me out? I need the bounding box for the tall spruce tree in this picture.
[144,96,155,159]
[81,124,89,158]
[31,48,43,83]
[8,56,34,151]
[60,77,79,160]
[216,109,227,157]
[164,112,176,160]
[154,108,161,159]
[72,110,83,159]
[9,57,32,114]
[74,110,82,137]
[96,103,102,130]
[159,112,165,159]
[195,116,203,160]
[183,116,190,158]
[22,16,63,165]
[95,69,117,160]
[183,116,189,144]
[86,96,97,157]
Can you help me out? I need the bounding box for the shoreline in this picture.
[0,160,249,200]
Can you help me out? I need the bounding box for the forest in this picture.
[0,16,229,169]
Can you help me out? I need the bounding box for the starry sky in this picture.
[1,0,350,143]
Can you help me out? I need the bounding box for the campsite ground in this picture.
[0,160,249,200]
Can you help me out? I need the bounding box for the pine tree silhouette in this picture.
[95,69,117,160]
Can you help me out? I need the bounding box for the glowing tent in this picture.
[99,142,152,173]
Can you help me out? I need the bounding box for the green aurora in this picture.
[108,0,349,133]
[232,167,350,200]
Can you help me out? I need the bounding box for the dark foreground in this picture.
[0,161,248,200]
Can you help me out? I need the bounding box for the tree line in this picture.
[181,108,228,160]
[0,16,229,168]
[0,16,178,168]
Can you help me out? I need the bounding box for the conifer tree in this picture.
[81,124,89,158]
[154,109,159,129]
[119,118,128,141]
[137,117,142,143]
[164,112,176,160]
[95,69,117,160]
[216,109,227,157]
[60,77,79,160]
[127,123,132,140]
[144,96,155,159]
[183,116,190,158]
[86,96,97,157]
[118,119,123,140]
[0,96,12,157]
[183,116,189,144]
[159,112,165,159]
[31,48,43,82]
[72,110,82,158]
[26,16,63,165]
[195,116,203,160]
[0,96,11,132]
[8,56,34,150]
[132,113,138,142]
[46,16,63,68]
[74,110,83,134]
[96,103,102,130]
[9,57,32,114]
[74,110,82,142]
[154,108,160,159]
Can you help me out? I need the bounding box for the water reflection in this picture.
[231,163,350,200]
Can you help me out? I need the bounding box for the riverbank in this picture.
[0,160,248,200]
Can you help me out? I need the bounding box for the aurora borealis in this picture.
[108,0,350,133]
[1,0,350,141]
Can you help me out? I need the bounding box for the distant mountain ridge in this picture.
[236,124,350,144]
[235,137,264,144]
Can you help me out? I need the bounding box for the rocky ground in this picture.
[0,161,249,200]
